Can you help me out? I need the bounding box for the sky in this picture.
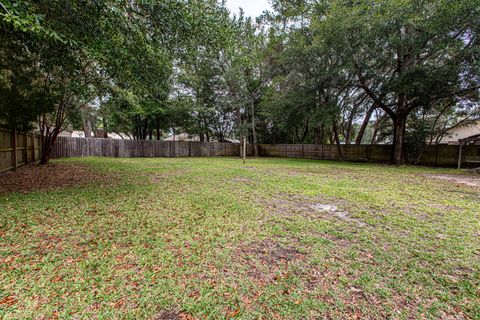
[225,0,272,18]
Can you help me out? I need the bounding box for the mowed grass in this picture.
[0,157,479,319]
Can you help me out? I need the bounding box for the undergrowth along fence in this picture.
[50,136,480,168]
[0,129,42,173]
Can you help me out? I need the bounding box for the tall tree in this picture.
[317,0,480,164]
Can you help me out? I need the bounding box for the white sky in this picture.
[225,0,272,18]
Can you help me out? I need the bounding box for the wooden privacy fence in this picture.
[50,136,480,168]
[257,144,393,163]
[51,137,241,158]
[0,129,42,173]
[257,143,480,167]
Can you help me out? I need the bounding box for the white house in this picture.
[437,120,480,144]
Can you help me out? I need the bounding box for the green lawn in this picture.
[1,157,479,319]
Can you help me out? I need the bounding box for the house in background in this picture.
[57,129,131,139]
[163,133,200,142]
[163,133,239,143]
[437,120,480,145]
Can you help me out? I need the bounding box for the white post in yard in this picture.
[243,137,246,164]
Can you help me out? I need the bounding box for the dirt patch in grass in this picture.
[147,168,190,184]
[0,163,117,194]
[261,193,368,227]
[233,239,305,283]
[154,310,182,320]
[422,173,480,188]
[239,239,302,264]
[229,176,257,186]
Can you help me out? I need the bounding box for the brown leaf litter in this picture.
[0,163,118,194]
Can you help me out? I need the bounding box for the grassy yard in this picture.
[0,157,479,319]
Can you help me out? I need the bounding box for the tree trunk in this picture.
[40,129,60,165]
[332,123,343,161]
[82,108,92,138]
[344,110,356,144]
[392,113,407,165]
[371,127,378,144]
[355,105,375,145]
[328,129,334,144]
[314,124,324,144]
[295,121,309,143]
[250,96,258,157]
[156,119,161,140]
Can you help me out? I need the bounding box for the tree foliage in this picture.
[1,0,479,164]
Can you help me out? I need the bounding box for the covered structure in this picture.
[457,134,480,169]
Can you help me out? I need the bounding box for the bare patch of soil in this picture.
[0,163,117,194]
[154,310,180,320]
[261,193,367,227]
[311,203,367,227]
[233,239,305,283]
[422,174,480,188]
[230,176,256,185]
[154,309,197,320]
[240,239,303,265]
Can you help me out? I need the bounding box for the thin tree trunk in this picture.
[250,96,258,157]
[344,110,356,144]
[156,118,161,140]
[355,105,375,145]
[333,123,343,161]
[319,124,325,144]
[40,129,60,165]
[371,127,379,144]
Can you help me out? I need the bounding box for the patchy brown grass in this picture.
[0,163,117,194]
[1,157,478,319]
[154,310,190,320]
[238,239,303,265]
[260,193,368,227]
[421,173,480,188]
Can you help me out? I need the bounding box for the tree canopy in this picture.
[1,0,479,164]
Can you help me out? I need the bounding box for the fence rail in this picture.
[48,136,480,168]
[0,129,42,173]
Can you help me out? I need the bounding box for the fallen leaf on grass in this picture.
[227,308,240,318]
[0,295,18,306]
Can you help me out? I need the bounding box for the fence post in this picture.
[23,131,28,164]
[31,133,35,162]
[11,129,17,171]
